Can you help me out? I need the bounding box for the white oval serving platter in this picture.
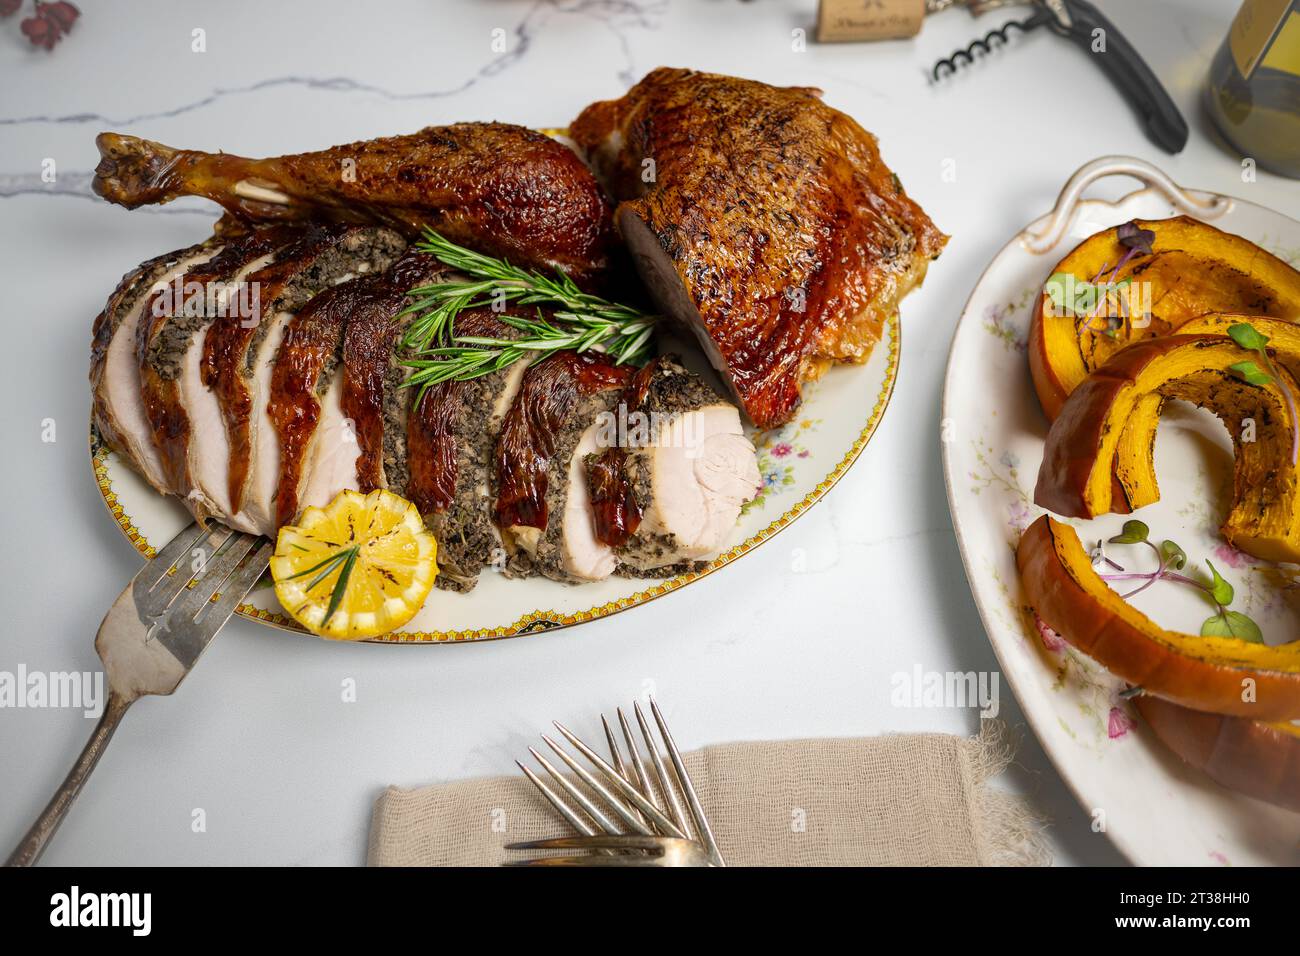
[941,155,1300,866]
[94,317,899,643]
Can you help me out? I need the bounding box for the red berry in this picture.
[44,1,78,30]
[0,0,22,17]
[21,15,53,49]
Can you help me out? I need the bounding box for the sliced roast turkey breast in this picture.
[585,357,760,572]
[495,350,635,584]
[180,229,301,523]
[267,276,356,529]
[91,238,223,493]
[200,222,405,535]
[339,249,450,498]
[404,309,531,591]
[139,226,302,511]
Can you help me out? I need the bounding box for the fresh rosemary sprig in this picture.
[404,310,657,391]
[284,544,359,627]
[397,228,660,359]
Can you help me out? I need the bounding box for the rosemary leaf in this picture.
[397,229,661,392]
[322,546,360,627]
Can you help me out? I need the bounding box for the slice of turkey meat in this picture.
[559,417,620,581]
[98,242,224,493]
[234,310,296,534]
[401,308,532,591]
[494,351,634,584]
[596,358,760,572]
[618,403,759,569]
[497,353,759,584]
[180,246,283,522]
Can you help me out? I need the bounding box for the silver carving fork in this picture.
[507,699,725,867]
[5,522,272,866]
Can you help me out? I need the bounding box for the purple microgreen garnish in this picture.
[1108,221,1155,285]
[1098,521,1263,642]
[1116,220,1156,255]
[1049,223,1156,344]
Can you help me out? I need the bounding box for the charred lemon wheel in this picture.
[271,489,438,640]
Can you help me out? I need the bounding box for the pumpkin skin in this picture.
[1016,516,1300,720]
[1034,324,1300,563]
[1028,217,1300,422]
[1135,694,1300,813]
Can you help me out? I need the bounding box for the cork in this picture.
[816,0,927,42]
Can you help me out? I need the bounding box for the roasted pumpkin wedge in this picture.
[1029,217,1300,421]
[1134,694,1300,813]
[1017,516,1300,720]
[1035,327,1300,563]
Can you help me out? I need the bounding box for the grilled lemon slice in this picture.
[271,489,438,640]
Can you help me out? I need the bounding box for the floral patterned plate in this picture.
[942,155,1300,865]
[93,317,899,643]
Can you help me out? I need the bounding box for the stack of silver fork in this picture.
[508,699,724,867]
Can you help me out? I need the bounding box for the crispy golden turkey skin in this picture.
[571,67,948,428]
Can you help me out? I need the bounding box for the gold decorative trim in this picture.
[92,314,900,644]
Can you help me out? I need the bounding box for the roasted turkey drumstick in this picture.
[92,122,617,286]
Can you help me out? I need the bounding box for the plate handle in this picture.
[1022,155,1231,255]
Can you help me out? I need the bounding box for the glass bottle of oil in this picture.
[1206,0,1300,178]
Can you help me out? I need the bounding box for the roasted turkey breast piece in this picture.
[91,239,223,494]
[139,226,302,512]
[404,310,532,591]
[339,251,533,592]
[180,230,302,523]
[200,223,405,535]
[339,250,449,498]
[586,358,760,572]
[495,350,635,583]
[92,122,617,288]
[571,67,948,428]
[493,352,759,584]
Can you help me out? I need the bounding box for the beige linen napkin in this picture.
[368,721,1049,866]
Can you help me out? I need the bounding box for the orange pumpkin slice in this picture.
[1135,694,1300,813]
[1035,323,1300,563]
[1028,217,1300,422]
[1017,515,1300,721]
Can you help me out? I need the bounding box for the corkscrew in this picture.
[928,0,1189,154]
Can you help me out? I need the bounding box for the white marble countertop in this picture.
[1,0,1292,866]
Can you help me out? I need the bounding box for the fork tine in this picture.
[529,747,621,834]
[148,535,269,671]
[604,714,646,828]
[195,540,273,626]
[157,537,270,669]
[634,700,692,838]
[540,733,658,837]
[516,762,598,837]
[550,723,683,838]
[151,529,236,608]
[618,707,660,819]
[161,533,261,622]
[650,697,723,866]
[135,522,208,591]
[603,715,629,781]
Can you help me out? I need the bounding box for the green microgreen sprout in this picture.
[1225,321,1299,467]
[1045,220,1155,342]
[1094,519,1263,643]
